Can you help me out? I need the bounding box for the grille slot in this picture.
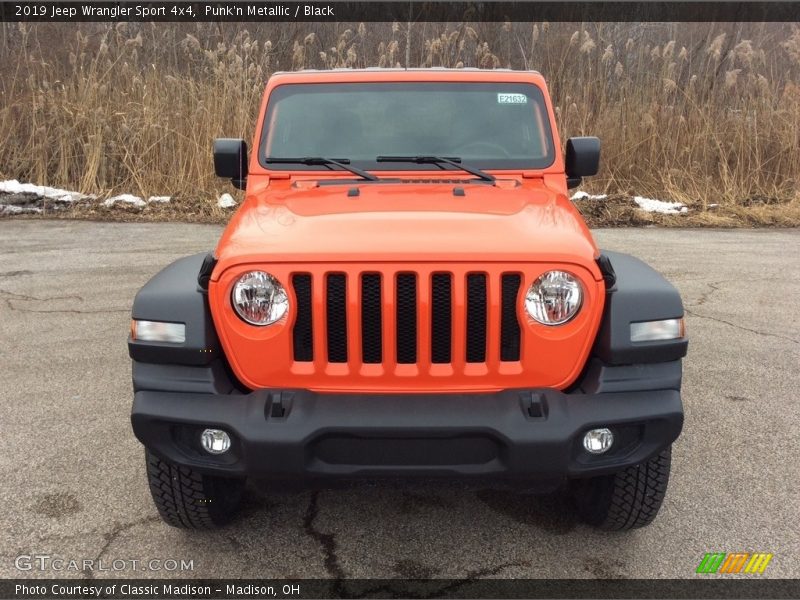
[292,274,313,361]
[466,274,487,363]
[431,273,452,363]
[396,274,418,364]
[500,274,522,361]
[293,268,524,368]
[326,274,348,363]
[361,274,382,364]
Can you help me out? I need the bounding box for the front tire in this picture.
[145,449,245,529]
[571,446,672,530]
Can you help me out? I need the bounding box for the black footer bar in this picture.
[3,578,800,599]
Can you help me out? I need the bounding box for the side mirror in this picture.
[213,138,248,190]
[565,136,600,189]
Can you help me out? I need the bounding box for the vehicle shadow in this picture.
[245,477,578,536]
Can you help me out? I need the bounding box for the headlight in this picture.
[231,271,289,326]
[524,270,583,325]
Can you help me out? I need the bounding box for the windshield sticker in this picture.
[497,93,528,105]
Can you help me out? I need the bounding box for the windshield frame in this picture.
[258,81,557,173]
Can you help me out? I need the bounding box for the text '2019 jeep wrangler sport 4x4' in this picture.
[130,69,687,531]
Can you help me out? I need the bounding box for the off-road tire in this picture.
[572,446,672,531]
[145,449,245,529]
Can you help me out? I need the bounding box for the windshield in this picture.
[260,82,556,171]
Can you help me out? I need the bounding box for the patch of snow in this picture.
[217,193,237,209]
[0,204,42,215]
[708,203,719,208]
[0,179,91,203]
[104,194,146,208]
[571,191,608,201]
[633,196,688,214]
[147,196,171,204]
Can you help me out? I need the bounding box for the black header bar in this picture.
[1,1,799,22]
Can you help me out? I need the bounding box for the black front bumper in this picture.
[131,386,683,481]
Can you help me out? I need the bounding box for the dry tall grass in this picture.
[1,22,798,210]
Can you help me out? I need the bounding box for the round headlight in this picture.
[525,270,583,325]
[231,271,289,326]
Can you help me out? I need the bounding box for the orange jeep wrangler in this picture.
[130,69,687,530]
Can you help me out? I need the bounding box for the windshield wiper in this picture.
[376,155,495,182]
[265,157,379,181]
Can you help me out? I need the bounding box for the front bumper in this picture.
[131,386,682,481]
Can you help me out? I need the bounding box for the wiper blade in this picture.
[265,157,379,181]
[376,155,495,182]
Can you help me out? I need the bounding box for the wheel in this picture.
[571,446,672,531]
[145,449,245,529]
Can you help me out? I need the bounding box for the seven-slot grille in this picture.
[291,270,522,367]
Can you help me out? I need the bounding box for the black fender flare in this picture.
[129,253,220,366]
[593,251,688,365]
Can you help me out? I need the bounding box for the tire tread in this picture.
[574,447,672,531]
[145,450,240,529]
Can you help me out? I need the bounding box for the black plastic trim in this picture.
[197,253,217,292]
[565,136,601,179]
[132,386,682,480]
[566,177,582,189]
[466,274,487,363]
[431,273,452,364]
[500,274,522,361]
[292,274,314,362]
[213,138,248,190]
[133,359,234,395]
[577,359,682,394]
[129,253,221,366]
[361,273,383,364]
[396,274,418,364]
[596,253,616,289]
[326,274,348,363]
[593,251,688,365]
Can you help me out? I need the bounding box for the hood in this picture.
[213,179,601,278]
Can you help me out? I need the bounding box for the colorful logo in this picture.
[696,552,773,574]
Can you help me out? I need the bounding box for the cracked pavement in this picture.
[1,221,798,580]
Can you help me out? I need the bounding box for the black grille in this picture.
[396,274,417,364]
[431,274,452,364]
[326,274,348,363]
[293,270,523,367]
[465,274,487,363]
[361,274,382,363]
[500,274,522,361]
[292,274,313,361]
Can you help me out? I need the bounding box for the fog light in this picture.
[200,429,231,454]
[583,428,614,454]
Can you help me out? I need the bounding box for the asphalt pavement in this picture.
[1,221,798,580]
